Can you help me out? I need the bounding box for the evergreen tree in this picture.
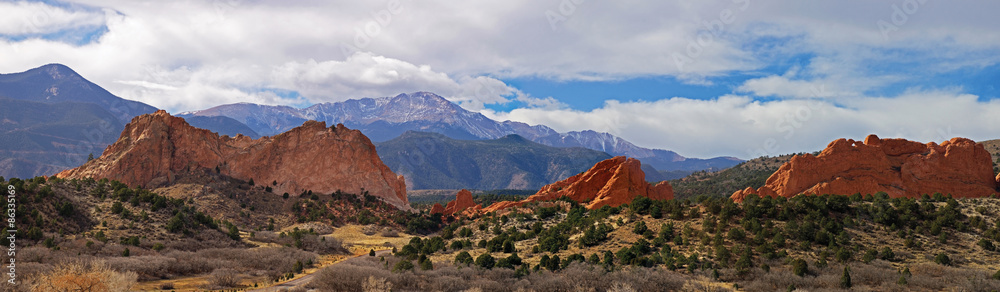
[454,251,473,265]
[840,266,852,289]
[791,258,808,277]
[475,253,496,269]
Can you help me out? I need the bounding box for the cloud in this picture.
[0,1,105,36]
[486,89,1000,159]
[737,75,839,99]
[1,0,1000,159]
[3,1,999,99]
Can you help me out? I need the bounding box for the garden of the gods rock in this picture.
[2,1,1000,292]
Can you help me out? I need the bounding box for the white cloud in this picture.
[1,0,1000,159]
[0,1,105,35]
[487,90,1000,159]
[737,75,840,99]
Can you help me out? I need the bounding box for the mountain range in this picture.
[0,64,741,187]
[184,92,742,174]
[376,131,612,190]
[0,64,264,179]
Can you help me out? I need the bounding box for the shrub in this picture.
[475,253,495,269]
[633,221,648,235]
[978,238,996,251]
[934,253,951,266]
[879,247,895,261]
[362,276,393,292]
[545,255,561,272]
[369,249,376,256]
[835,248,852,263]
[31,262,137,292]
[862,249,877,263]
[392,260,414,272]
[419,258,433,271]
[728,227,745,241]
[209,268,240,288]
[791,258,808,277]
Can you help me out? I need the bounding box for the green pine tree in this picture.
[840,266,852,289]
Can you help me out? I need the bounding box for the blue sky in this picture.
[1,0,999,159]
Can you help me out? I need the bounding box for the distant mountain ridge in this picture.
[0,64,157,178]
[376,131,612,190]
[186,92,742,173]
[0,64,741,182]
[0,64,156,123]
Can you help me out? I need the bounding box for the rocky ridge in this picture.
[56,110,410,210]
[430,189,482,217]
[731,135,998,202]
[481,156,674,212]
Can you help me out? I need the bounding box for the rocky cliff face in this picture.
[731,135,998,203]
[56,110,410,210]
[481,156,674,212]
[430,189,482,217]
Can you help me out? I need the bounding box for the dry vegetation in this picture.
[309,255,704,292]
[389,194,1000,291]
[10,167,1000,291]
[1,175,386,291]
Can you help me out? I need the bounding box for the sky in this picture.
[1,0,999,160]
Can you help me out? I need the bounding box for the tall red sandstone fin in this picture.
[483,156,674,213]
[731,135,997,203]
[441,189,481,216]
[56,111,412,211]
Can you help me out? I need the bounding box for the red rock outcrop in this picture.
[481,156,674,212]
[430,203,446,215]
[56,110,410,210]
[731,135,998,203]
[432,189,482,217]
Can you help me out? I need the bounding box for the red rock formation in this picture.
[432,189,482,217]
[731,135,998,202]
[481,156,674,212]
[56,110,410,210]
[430,203,445,215]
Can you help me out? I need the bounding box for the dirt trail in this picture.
[249,250,391,292]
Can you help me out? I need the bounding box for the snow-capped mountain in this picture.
[185,92,742,172]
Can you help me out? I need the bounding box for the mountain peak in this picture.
[497,134,531,144]
[391,92,458,109]
[31,63,83,81]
